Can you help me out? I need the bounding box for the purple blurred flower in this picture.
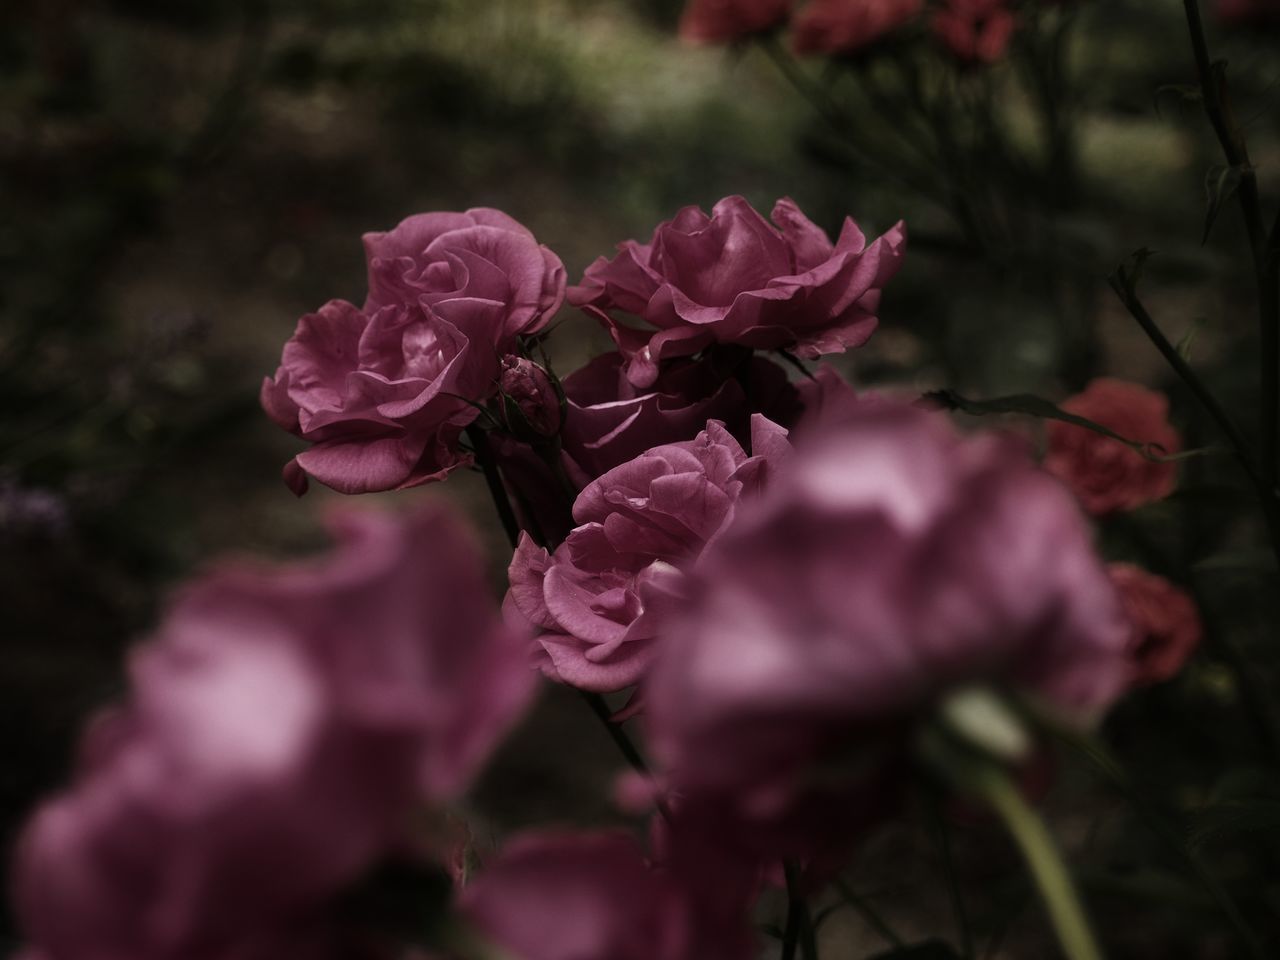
[0,481,69,540]
[505,416,791,701]
[262,209,565,495]
[13,505,535,960]
[457,829,756,960]
[569,196,906,387]
[645,402,1129,857]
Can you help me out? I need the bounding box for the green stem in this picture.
[969,765,1103,960]
[1109,276,1280,577]
[578,690,673,823]
[1181,0,1278,490]
[466,424,520,548]
[781,861,814,960]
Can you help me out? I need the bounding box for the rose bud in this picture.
[499,355,563,441]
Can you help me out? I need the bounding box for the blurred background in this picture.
[2,0,1278,954]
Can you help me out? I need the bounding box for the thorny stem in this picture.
[1181,0,1279,491]
[466,425,520,548]
[1108,276,1280,575]
[781,861,818,960]
[469,426,666,819]
[578,680,674,825]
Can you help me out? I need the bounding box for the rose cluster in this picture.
[12,197,1203,960]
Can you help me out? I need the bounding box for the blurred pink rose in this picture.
[793,0,923,56]
[646,402,1129,856]
[1043,377,1181,516]
[458,830,756,960]
[506,416,791,699]
[569,196,905,387]
[14,505,534,960]
[1109,563,1203,685]
[933,0,1016,64]
[679,0,792,43]
[262,209,565,495]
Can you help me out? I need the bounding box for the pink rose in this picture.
[645,402,1129,857]
[560,350,825,484]
[1043,377,1181,516]
[457,830,756,960]
[793,0,923,56]
[262,209,565,495]
[1109,563,1203,685]
[493,353,851,545]
[569,196,906,387]
[505,416,791,700]
[678,0,792,44]
[362,208,565,339]
[13,505,535,960]
[932,0,1017,64]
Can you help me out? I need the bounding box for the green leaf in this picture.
[1203,164,1243,245]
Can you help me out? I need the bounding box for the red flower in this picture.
[932,0,1016,65]
[1043,378,1181,516]
[1110,563,1203,685]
